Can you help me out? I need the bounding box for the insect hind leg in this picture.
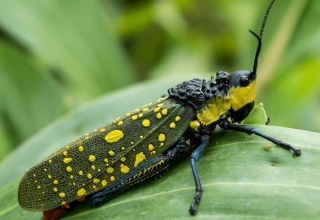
[89,135,192,207]
[89,154,171,206]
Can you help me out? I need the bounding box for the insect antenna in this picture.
[250,0,276,79]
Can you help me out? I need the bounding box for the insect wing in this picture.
[18,97,194,211]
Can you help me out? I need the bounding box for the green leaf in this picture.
[1,77,319,219]
[241,103,268,125]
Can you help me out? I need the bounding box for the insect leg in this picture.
[89,154,171,206]
[219,120,301,156]
[189,126,212,215]
[89,137,189,206]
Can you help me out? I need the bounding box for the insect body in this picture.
[18,0,301,219]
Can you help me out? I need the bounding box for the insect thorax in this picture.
[168,71,231,126]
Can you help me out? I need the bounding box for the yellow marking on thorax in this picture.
[229,80,256,111]
[197,97,231,125]
[189,120,200,131]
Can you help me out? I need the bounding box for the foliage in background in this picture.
[0,0,319,160]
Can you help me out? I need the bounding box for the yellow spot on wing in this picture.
[63,158,72,164]
[175,116,181,121]
[161,109,168,115]
[156,113,162,119]
[154,107,160,112]
[134,152,146,167]
[105,130,124,143]
[79,170,83,175]
[169,122,176,128]
[148,144,154,151]
[158,134,166,142]
[118,120,123,125]
[132,115,138,120]
[108,150,115,156]
[77,188,86,197]
[121,164,130,174]
[66,166,72,172]
[78,146,84,152]
[142,119,151,127]
[93,178,100,183]
[101,180,107,186]
[59,192,66,198]
[89,155,96,162]
[107,167,114,173]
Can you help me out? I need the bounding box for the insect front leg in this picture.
[189,126,212,215]
[219,119,301,156]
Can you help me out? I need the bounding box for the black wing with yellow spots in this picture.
[18,96,195,211]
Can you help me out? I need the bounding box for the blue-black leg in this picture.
[89,154,171,206]
[189,126,212,214]
[219,120,301,156]
[89,136,190,206]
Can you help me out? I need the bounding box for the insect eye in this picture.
[239,75,250,87]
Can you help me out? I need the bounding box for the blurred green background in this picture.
[0,0,319,162]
